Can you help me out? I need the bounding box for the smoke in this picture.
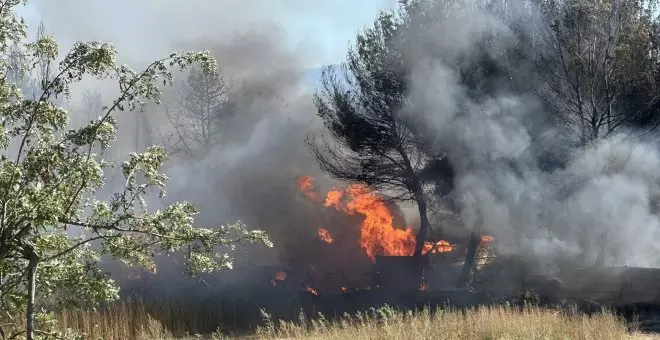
[23,0,401,294]
[29,0,660,296]
[404,0,660,275]
[26,0,399,67]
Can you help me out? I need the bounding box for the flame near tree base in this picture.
[298,175,454,262]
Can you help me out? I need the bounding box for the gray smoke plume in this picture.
[29,0,660,296]
[404,0,660,275]
[24,0,391,294]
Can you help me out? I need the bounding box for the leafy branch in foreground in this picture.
[0,1,271,339]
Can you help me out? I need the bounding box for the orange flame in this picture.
[324,190,343,208]
[298,176,455,262]
[305,285,319,296]
[481,234,494,244]
[325,184,415,261]
[422,240,454,254]
[298,176,321,202]
[325,183,454,261]
[317,228,334,244]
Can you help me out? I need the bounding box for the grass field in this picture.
[53,300,660,339]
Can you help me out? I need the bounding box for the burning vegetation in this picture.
[299,175,456,262]
[264,175,498,297]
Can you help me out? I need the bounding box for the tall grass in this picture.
[256,304,643,340]
[55,297,256,339]
[51,300,655,339]
[56,301,173,340]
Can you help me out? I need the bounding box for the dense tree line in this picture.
[308,0,660,287]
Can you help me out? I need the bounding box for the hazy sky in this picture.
[18,0,398,68]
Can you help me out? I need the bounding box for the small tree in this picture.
[7,21,56,101]
[81,88,103,123]
[166,65,235,155]
[0,2,270,339]
[307,8,452,258]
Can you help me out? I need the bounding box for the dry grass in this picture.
[256,305,650,340]
[55,297,255,338]
[53,300,658,340]
[56,301,174,340]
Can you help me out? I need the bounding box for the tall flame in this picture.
[326,184,416,261]
[298,176,454,262]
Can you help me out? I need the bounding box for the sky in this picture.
[17,0,398,69]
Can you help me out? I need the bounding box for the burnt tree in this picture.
[307,10,451,257]
[166,65,235,155]
[536,0,660,146]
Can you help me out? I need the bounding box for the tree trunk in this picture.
[25,250,38,340]
[456,232,480,288]
[397,147,436,258]
[413,190,432,257]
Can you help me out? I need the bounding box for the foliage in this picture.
[307,4,453,257]
[0,1,270,339]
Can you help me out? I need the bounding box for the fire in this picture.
[324,190,343,207]
[305,285,319,296]
[340,286,348,293]
[419,282,428,292]
[298,175,321,202]
[481,234,494,244]
[271,271,287,287]
[423,240,454,254]
[298,176,455,262]
[324,184,416,261]
[317,228,334,244]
